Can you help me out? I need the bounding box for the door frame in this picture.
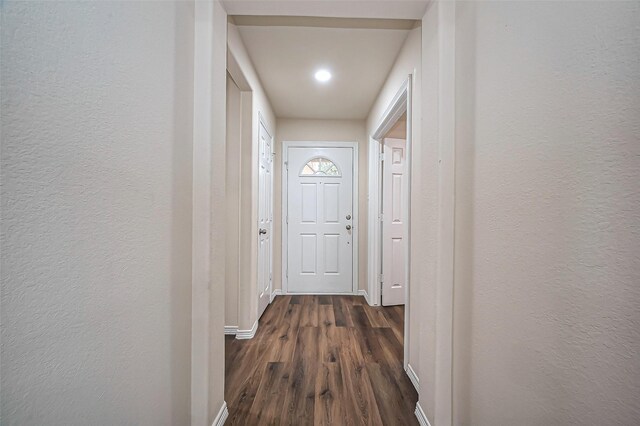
[281,141,359,295]
[368,76,412,369]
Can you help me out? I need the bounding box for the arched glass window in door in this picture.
[300,157,341,177]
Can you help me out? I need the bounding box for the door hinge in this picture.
[285,161,288,171]
[380,273,384,284]
[286,215,288,224]
[380,152,385,162]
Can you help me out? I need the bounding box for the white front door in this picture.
[286,146,354,293]
[382,138,407,306]
[257,120,273,318]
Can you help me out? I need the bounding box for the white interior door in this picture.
[257,121,273,318]
[287,146,354,293]
[382,138,407,306]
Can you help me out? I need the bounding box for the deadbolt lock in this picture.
[346,214,351,220]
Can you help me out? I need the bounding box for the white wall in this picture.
[385,116,407,139]
[367,27,420,133]
[227,23,277,332]
[451,2,640,424]
[365,26,423,384]
[1,2,195,424]
[274,119,368,292]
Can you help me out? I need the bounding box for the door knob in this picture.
[346,225,352,230]
[259,228,267,235]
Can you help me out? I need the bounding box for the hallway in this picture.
[225,295,417,425]
[2,1,639,425]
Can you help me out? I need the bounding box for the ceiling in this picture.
[235,18,415,120]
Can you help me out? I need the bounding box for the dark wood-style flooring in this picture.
[225,295,418,425]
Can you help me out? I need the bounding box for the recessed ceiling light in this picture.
[314,69,332,83]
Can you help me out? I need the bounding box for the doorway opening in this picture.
[223,15,421,425]
[225,49,265,339]
[368,77,413,371]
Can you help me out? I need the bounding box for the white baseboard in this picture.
[224,326,238,336]
[271,288,284,302]
[415,401,432,426]
[406,363,420,392]
[357,289,370,305]
[235,319,258,340]
[211,401,228,426]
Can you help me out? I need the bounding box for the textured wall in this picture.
[452,2,640,425]
[1,2,194,424]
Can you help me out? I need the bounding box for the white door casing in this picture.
[257,118,273,319]
[382,138,407,306]
[285,145,355,294]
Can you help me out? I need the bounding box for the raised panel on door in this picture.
[392,173,403,223]
[323,233,340,274]
[301,183,318,223]
[300,234,317,274]
[287,146,354,294]
[323,183,340,224]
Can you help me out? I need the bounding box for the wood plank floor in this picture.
[225,295,418,425]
